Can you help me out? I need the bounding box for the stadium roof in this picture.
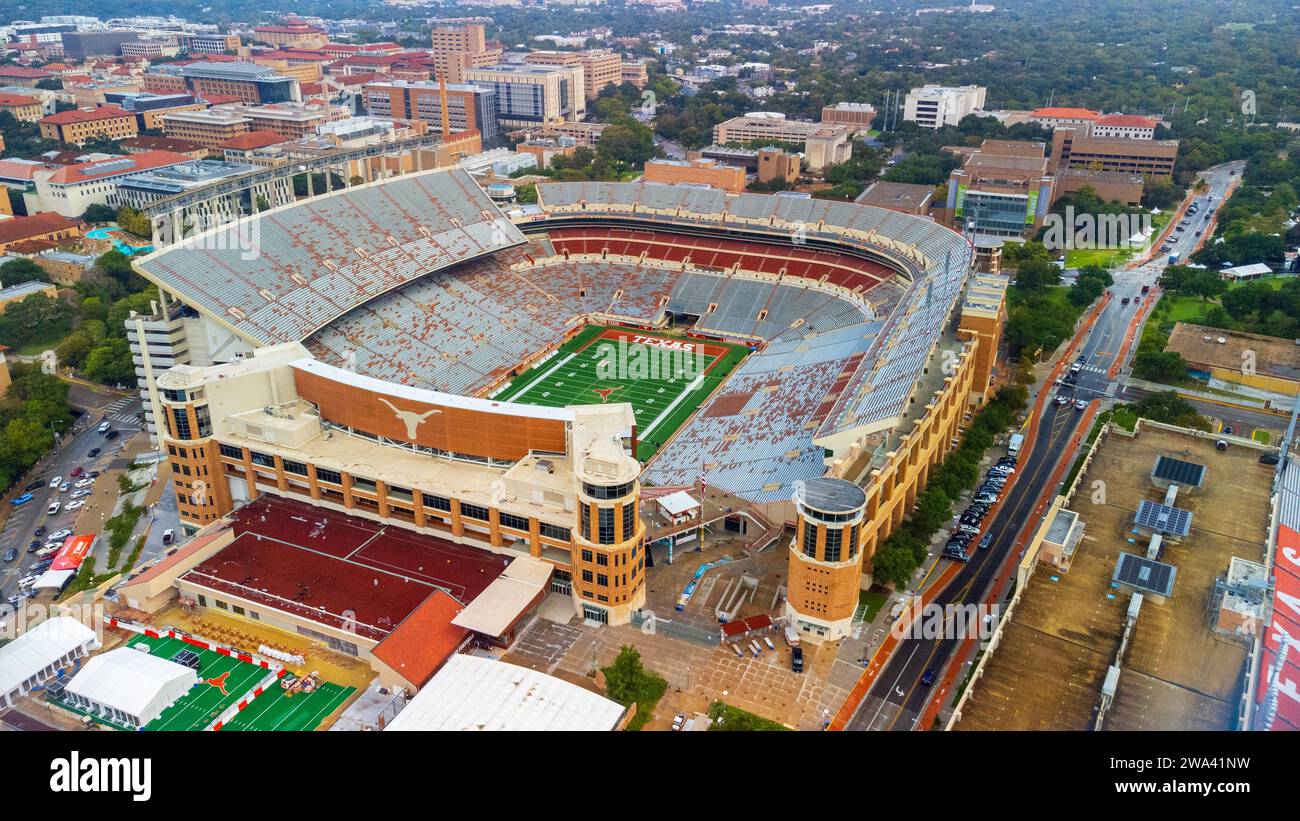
[135,168,526,345]
[1134,499,1193,537]
[1152,455,1205,488]
[0,617,98,698]
[798,477,867,513]
[385,655,627,731]
[1112,552,1178,597]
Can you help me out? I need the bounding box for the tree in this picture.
[0,293,74,349]
[1129,391,1209,430]
[0,258,49,287]
[82,338,135,387]
[81,203,117,223]
[1132,350,1187,382]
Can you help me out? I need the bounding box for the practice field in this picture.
[495,325,749,461]
[52,634,354,732]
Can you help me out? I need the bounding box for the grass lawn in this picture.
[1253,430,1271,445]
[858,589,890,622]
[496,324,748,461]
[1065,246,1134,269]
[707,700,789,731]
[15,333,66,356]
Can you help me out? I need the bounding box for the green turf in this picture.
[496,325,749,461]
[219,680,355,731]
[139,636,271,732]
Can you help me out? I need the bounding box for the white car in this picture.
[17,574,39,589]
[58,482,71,493]
[74,479,93,489]
[48,476,62,488]
[64,500,85,511]
[47,501,60,515]
[70,489,91,499]
[50,529,73,541]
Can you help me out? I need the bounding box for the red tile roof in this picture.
[39,105,133,125]
[0,66,54,79]
[0,159,44,182]
[1095,114,1157,128]
[0,212,82,245]
[370,590,470,688]
[219,130,289,151]
[0,92,40,107]
[44,150,193,185]
[1032,106,1100,120]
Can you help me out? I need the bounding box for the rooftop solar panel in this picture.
[1113,552,1177,597]
[1134,499,1193,537]
[1151,455,1205,488]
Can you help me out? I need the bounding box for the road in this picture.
[844,160,1245,731]
[0,393,143,607]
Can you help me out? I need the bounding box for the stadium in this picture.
[129,165,981,643]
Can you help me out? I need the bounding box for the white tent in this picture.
[0,617,99,709]
[65,646,198,728]
[385,655,628,731]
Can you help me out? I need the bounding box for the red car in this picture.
[69,466,83,478]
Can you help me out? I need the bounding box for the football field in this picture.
[496,325,748,461]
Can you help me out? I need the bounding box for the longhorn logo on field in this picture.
[592,386,621,403]
[205,671,231,695]
[378,397,442,438]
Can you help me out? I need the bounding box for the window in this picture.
[581,549,593,563]
[540,522,571,541]
[581,570,593,583]
[824,526,843,563]
[583,480,636,500]
[422,493,451,512]
[598,507,615,545]
[596,552,609,566]
[282,459,308,476]
[249,451,275,468]
[218,444,243,459]
[622,503,635,538]
[316,467,342,485]
[581,504,592,541]
[162,388,186,402]
[195,404,212,438]
[849,524,860,559]
[500,512,529,532]
[597,574,608,587]
[460,503,489,521]
[170,406,191,439]
[803,524,817,558]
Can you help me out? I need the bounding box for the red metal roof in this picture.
[0,212,82,244]
[1095,113,1157,128]
[219,130,290,151]
[0,92,40,107]
[1031,106,1099,120]
[44,150,194,185]
[370,590,470,688]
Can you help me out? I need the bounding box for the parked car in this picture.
[87,448,101,458]
[791,646,804,674]
[69,467,83,478]
[10,493,33,507]
[980,533,993,550]
[1260,454,1280,465]
[3,547,15,563]
[48,476,62,488]
[64,500,85,511]
[46,501,60,515]
[24,480,46,492]
[33,525,45,537]
[105,430,120,440]
[50,529,73,541]
[26,540,41,553]
[74,479,93,489]
[70,489,91,499]
[58,482,71,493]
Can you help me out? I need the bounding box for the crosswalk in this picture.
[100,396,143,427]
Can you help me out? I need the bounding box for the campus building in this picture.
[943,139,1055,238]
[430,23,503,84]
[642,158,746,193]
[523,49,621,100]
[363,80,499,142]
[463,63,586,129]
[903,85,987,129]
[38,105,139,145]
[1050,126,1178,182]
[31,150,197,218]
[712,113,852,172]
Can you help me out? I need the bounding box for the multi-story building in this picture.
[943,139,1055,238]
[0,211,84,253]
[145,342,647,624]
[144,62,301,106]
[821,102,876,132]
[59,30,141,60]
[241,101,341,140]
[176,33,241,56]
[160,107,251,151]
[957,274,1010,406]
[38,105,139,145]
[1051,126,1177,182]
[0,92,44,122]
[1089,113,1158,140]
[523,49,620,100]
[116,159,290,223]
[120,39,181,60]
[463,63,586,129]
[31,150,195,217]
[430,23,503,84]
[102,92,205,131]
[903,84,987,129]
[250,22,327,49]
[756,147,800,183]
[620,60,648,89]
[363,80,499,143]
[642,158,746,193]
[1026,106,1099,130]
[712,113,852,172]
[0,66,56,88]
[119,135,210,160]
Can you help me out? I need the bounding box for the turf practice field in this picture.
[495,325,748,461]
[50,633,356,732]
